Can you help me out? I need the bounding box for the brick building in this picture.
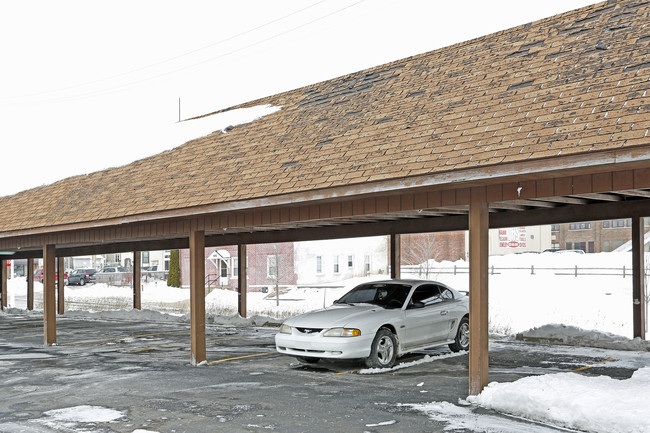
[179,243,297,291]
[552,218,650,253]
[400,232,465,265]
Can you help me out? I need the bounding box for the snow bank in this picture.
[517,324,650,351]
[464,367,650,433]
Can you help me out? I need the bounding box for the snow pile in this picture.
[464,367,650,433]
[517,324,650,351]
[34,405,124,430]
[359,352,467,374]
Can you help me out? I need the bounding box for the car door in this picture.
[401,284,449,348]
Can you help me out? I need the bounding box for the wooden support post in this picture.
[27,258,34,311]
[390,233,401,279]
[133,251,142,310]
[189,230,206,366]
[43,244,56,345]
[57,257,65,315]
[1,259,7,310]
[632,216,646,340]
[238,244,247,318]
[469,187,489,395]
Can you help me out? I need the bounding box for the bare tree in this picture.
[402,233,441,279]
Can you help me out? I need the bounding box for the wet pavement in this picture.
[0,312,647,433]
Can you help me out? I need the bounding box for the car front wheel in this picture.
[365,328,397,368]
[449,316,469,352]
[79,278,85,286]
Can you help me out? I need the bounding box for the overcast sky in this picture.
[0,0,598,197]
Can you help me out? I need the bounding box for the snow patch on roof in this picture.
[177,103,281,142]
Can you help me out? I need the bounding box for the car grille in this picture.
[295,327,323,335]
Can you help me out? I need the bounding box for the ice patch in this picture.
[365,420,396,427]
[405,401,572,433]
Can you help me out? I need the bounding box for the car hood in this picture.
[285,304,391,329]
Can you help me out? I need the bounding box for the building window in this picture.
[364,255,371,273]
[347,255,353,269]
[316,256,322,274]
[232,257,238,279]
[142,251,150,265]
[267,255,277,278]
[626,218,632,227]
[588,241,595,253]
[333,256,340,274]
[569,222,591,230]
[603,221,610,228]
[551,224,560,232]
[164,250,170,271]
[114,253,121,264]
[603,240,610,252]
[566,242,573,250]
[611,219,626,228]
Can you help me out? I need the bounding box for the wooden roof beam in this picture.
[570,193,622,202]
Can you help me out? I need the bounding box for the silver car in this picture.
[275,279,469,368]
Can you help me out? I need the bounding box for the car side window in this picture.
[440,287,454,300]
[410,284,442,307]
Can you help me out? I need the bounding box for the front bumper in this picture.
[275,331,374,359]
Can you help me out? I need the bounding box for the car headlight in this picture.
[323,327,361,337]
[279,324,292,334]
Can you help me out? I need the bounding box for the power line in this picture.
[1,0,328,102]
[3,0,367,106]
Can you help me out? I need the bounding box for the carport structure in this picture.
[0,0,648,395]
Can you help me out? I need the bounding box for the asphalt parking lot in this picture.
[0,313,646,433]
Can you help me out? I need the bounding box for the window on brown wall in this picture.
[588,241,595,253]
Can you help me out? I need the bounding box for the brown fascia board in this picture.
[1,145,650,240]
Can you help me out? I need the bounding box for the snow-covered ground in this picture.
[3,250,650,433]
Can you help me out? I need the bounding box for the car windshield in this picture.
[335,283,412,309]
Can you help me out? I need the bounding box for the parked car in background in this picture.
[66,268,97,286]
[31,268,68,284]
[94,266,132,286]
[275,279,470,368]
[99,266,129,273]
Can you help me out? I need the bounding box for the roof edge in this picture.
[3,145,649,239]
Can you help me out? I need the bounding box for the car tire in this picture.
[449,316,469,352]
[365,328,397,368]
[79,278,85,286]
[296,356,320,364]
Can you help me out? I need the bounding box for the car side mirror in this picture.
[408,301,425,309]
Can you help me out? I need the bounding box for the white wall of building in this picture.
[294,236,388,285]
[464,225,553,257]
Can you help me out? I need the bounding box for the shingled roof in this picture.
[2,0,649,234]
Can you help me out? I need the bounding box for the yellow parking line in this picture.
[59,329,187,346]
[208,352,273,364]
[573,358,616,371]
[334,370,357,375]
